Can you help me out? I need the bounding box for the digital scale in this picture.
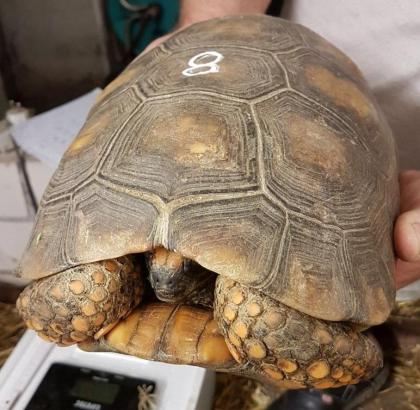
[0,331,215,410]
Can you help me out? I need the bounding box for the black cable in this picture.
[10,137,38,216]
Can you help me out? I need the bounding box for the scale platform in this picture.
[0,331,215,410]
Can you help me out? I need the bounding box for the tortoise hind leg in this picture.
[16,256,143,345]
[214,276,383,389]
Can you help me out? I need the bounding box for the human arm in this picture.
[143,0,271,52]
[177,0,271,27]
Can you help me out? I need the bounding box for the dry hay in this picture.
[0,302,25,368]
[358,299,420,410]
[213,373,274,410]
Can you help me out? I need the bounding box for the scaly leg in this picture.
[16,256,143,345]
[77,275,383,390]
[214,276,383,389]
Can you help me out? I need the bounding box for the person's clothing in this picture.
[282,0,420,171]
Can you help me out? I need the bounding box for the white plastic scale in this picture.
[0,331,215,410]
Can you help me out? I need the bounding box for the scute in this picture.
[139,47,287,99]
[282,48,398,179]
[168,195,287,284]
[164,15,304,52]
[254,92,391,231]
[19,15,398,326]
[98,94,258,201]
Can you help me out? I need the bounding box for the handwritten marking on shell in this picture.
[182,51,224,77]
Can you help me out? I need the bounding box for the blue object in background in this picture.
[107,0,179,55]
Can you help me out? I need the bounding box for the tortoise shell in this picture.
[19,15,399,326]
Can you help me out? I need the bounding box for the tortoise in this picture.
[16,15,400,389]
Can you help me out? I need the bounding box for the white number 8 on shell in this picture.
[182,51,224,77]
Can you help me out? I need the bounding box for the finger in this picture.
[398,170,420,213]
[395,259,420,289]
[394,170,420,262]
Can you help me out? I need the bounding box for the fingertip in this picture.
[394,210,420,262]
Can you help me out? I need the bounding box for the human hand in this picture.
[394,170,420,289]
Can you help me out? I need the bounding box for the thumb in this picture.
[394,170,420,262]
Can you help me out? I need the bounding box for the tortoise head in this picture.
[146,247,210,303]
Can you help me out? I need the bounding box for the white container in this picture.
[0,331,215,410]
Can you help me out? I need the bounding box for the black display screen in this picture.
[70,379,120,405]
[25,363,156,410]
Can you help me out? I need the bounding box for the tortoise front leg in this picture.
[16,256,143,345]
[214,276,383,389]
